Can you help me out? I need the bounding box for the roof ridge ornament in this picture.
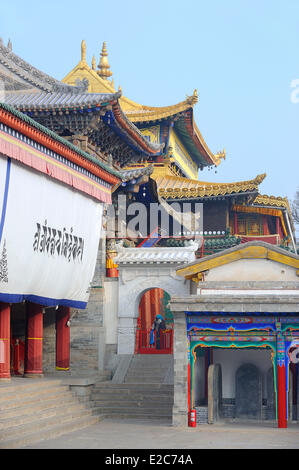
[97,42,113,81]
[81,40,87,62]
[186,89,199,106]
[215,149,226,160]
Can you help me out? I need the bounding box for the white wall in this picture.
[103,278,119,345]
[204,258,298,282]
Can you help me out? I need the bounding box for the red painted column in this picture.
[277,364,287,428]
[276,321,287,428]
[56,306,70,371]
[0,302,11,381]
[24,302,43,377]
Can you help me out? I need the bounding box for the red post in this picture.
[56,306,70,371]
[0,302,11,381]
[24,302,43,377]
[277,364,287,428]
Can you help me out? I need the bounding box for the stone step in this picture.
[91,390,173,399]
[0,403,94,438]
[0,384,70,405]
[0,388,76,411]
[91,399,173,408]
[94,382,173,393]
[93,406,172,416]
[124,376,169,384]
[0,415,101,449]
[0,378,63,394]
[0,393,82,418]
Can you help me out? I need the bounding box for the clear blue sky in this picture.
[1,0,298,204]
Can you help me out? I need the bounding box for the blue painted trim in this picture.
[0,157,11,243]
[0,292,86,309]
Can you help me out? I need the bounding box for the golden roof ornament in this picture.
[186,89,199,106]
[92,55,96,71]
[215,149,226,160]
[97,42,113,80]
[81,40,87,62]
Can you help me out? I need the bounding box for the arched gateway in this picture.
[114,243,198,355]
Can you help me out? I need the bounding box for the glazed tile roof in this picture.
[120,165,154,182]
[154,173,266,199]
[114,243,198,264]
[0,41,84,93]
[0,101,121,179]
[3,91,120,108]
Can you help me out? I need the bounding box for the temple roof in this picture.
[153,173,266,200]
[62,41,224,168]
[0,101,121,183]
[3,90,119,107]
[0,40,163,164]
[0,39,85,94]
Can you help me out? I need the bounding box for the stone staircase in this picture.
[90,355,174,423]
[0,377,101,449]
[90,382,173,423]
[124,354,173,384]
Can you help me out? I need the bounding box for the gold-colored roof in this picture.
[153,172,266,199]
[253,194,291,212]
[62,41,223,167]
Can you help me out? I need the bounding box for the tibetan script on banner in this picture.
[33,220,84,262]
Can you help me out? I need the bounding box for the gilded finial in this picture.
[92,55,96,71]
[81,40,87,62]
[186,89,199,106]
[97,41,113,80]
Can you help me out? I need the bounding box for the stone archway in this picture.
[115,245,197,355]
[117,272,190,354]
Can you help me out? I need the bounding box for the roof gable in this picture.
[176,241,299,279]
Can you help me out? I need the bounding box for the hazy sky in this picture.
[1,0,298,204]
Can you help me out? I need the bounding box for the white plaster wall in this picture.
[103,279,119,345]
[204,258,298,282]
[212,348,273,398]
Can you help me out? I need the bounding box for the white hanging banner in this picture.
[0,156,103,308]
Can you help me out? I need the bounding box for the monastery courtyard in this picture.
[22,418,299,450]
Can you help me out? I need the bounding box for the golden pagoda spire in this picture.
[92,55,96,71]
[97,42,113,80]
[81,40,87,62]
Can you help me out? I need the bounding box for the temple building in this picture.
[0,37,297,445]
[62,40,298,429]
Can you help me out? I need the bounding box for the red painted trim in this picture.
[112,103,158,155]
[0,108,120,186]
[183,111,215,166]
[0,131,112,203]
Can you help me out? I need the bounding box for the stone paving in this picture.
[23,418,299,449]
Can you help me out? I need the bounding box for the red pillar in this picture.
[277,364,287,428]
[24,302,43,377]
[0,302,11,381]
[56,306,70,371]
